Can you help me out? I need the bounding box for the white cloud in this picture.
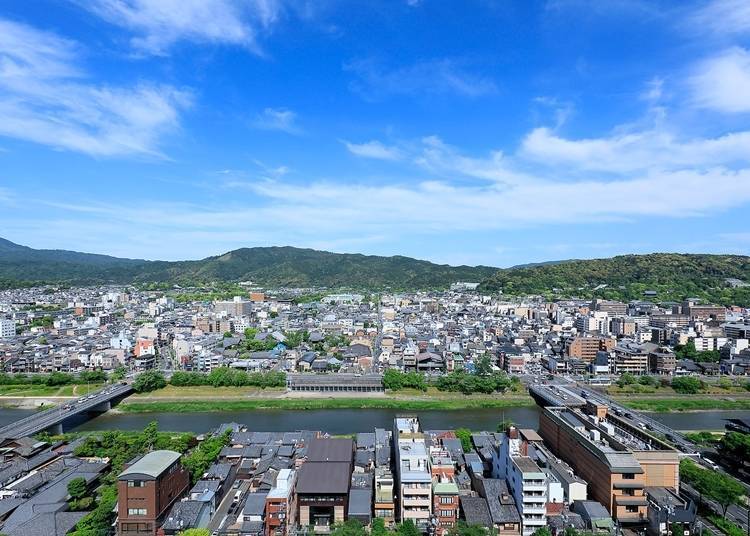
[520,126,750,173]
[415,135,533,185]
[689,0,750,36]
[640,77,664,103]
[0,18,191,157]
[77,0,283,55]
[343,140,403,161]
[690,47,750,113]
[345,58,496,100]
[252,107,301,134]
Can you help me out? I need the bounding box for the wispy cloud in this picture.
[344,58,496,100]
[689,0,750,36]
[689,47,750,113]
[343,140,403,161]
[0,18,191,157]
[75,0,283,56]
[251,107,302,134]
[520,126,750,173]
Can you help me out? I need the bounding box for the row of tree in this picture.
[435,371,517,395]
[679,458,745,516]
[0,370,109,386]
[170,368,286,388]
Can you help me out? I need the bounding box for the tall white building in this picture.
[0,318,15,338]
[393,417,432,531]
[492,428,548,536]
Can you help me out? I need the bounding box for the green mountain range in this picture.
[0,238,496,289]
[480,253,750,306]
[1,238,749,305]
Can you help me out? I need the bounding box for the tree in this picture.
[496,419,514,433]
[371,518,390,536]
[671,376,704,394]
[680,459,745,516]
[532,528,552,536]
[455,428,473,453]
[330,520,367,536]
[111,366,127,381]
[616,372,636,387]
[448,522,496,536]
[133,370,166,393]
[475,353,493,376]
[68,477,87,500]
[396,520,420,536]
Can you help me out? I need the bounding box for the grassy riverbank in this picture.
[618,397,750,412]
[120,395,535,413]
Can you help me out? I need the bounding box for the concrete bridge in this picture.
[0,382,134,439]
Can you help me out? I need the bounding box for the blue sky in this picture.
[1,0,750,267]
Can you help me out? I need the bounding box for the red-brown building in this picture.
[117,450,190,536]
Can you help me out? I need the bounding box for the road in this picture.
[208,479,250,534]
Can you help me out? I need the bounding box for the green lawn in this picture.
[130,385,285,399]
[120,396,535,413]
[621,397,750,412]
[0,383,103,397]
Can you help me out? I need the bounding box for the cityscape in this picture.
[2,1,750,536]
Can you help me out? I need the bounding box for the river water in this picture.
[0,407,746,434]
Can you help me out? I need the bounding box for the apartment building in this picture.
[613,342,649,375]
[117,450,191,536]
[680,300,726,322]
[509,456,548,536]
[214,296,253,317]
[491,428,548,536]
[0,318,15,338]
[265,469,296,536]
[393,417,432,531]
[374,467,396,526]
[567,337,616,362]
[593,300,628,316]
[430,451,459,534]
[538,403,679,526]
[648,348,676,375]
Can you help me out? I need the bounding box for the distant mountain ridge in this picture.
[1,238,749,304]
[0,238,496,289]
[480,253,750,306]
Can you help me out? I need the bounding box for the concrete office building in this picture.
[117,450,190,536]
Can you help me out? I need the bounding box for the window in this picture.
[625,505,639,513]
[440,497,453,504]
[128,508,147,516]
[622,473,635,480]
[440,510,454,517]
[127,480,144,487]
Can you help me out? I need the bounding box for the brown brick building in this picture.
[538,404,679,526]
[117,450,190,536]
[566,337,615,362]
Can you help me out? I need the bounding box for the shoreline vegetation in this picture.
[118,395,536,413]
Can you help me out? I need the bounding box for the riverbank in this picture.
[119,395,536,413]
[616,397,750,412]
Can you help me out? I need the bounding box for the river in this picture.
[0,407,747,434]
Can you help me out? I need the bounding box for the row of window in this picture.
[126,480,145,487]
[127,508,148,516]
